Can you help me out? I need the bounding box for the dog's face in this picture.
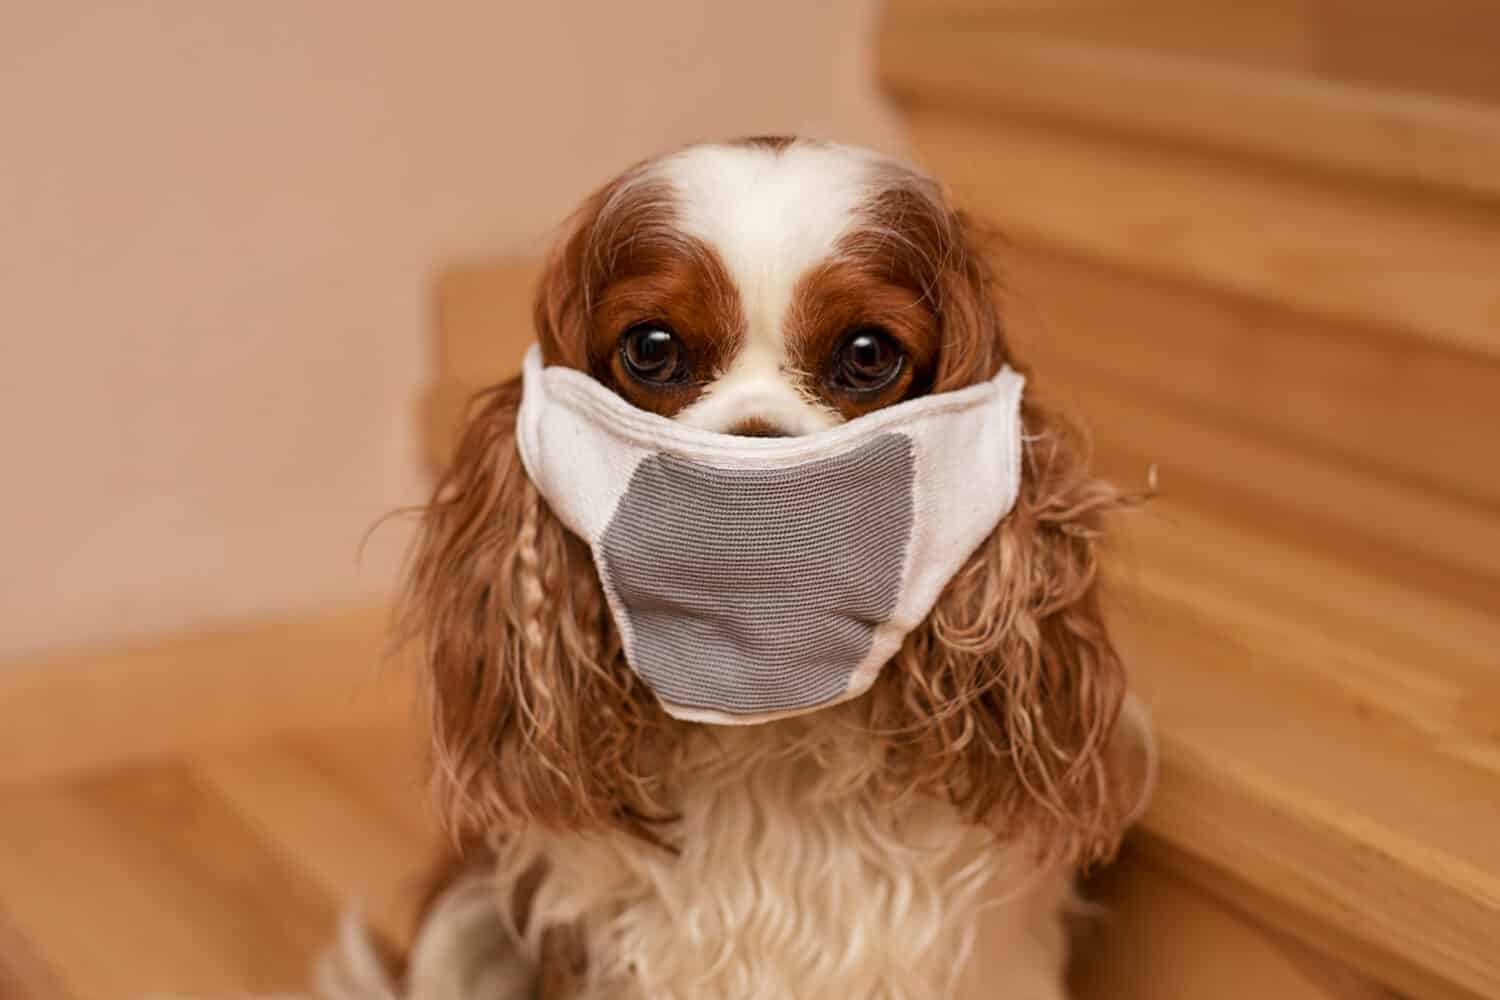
[407,138,1135,865]
[534,137,1008,436]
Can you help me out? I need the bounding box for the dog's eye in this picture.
[832,328,904,393]
[620,324,685,383]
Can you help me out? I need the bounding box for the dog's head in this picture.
[404,138,1136,864]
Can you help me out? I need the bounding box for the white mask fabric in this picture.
[514,345,1026,726]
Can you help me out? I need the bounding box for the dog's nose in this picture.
[727,417,791,438]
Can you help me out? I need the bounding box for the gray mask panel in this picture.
[598,434,915,717]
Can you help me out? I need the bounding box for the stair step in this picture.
[1001,245,1500,613]
[1007,247,1500,511]
[879,14,1500,201]
[1044,357,1499,594]
[1115,496,1500,998]
[903,106,1500,361]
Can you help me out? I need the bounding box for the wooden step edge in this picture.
[877,22,1500,203]
[1115,493,1500,783]
[1035,359,1500,590]
[1119,557,1500,1000]
[1004,242,1500,512]
[1128,672,1500,999]
[0,602,414,786]
[1122,496,1500,684]
[1132,825,1485,1000]
[904,106,1500,362]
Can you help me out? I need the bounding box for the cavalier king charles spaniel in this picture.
[330,137,1152,1000]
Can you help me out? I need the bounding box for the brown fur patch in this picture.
[591,241,744,416]
[785,257,939,418]
[846,172,1013,392]
[399,375,681,843]
[785,170,1014,418]
[533,169,744,417]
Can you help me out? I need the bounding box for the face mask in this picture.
[515,346,1025,725]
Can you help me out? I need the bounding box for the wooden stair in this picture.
[877,2,1500,998]
[0,716,439,999]
[877,2,1500,202]
[417,10,1500,992]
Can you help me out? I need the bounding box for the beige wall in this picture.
[0,1,903,659]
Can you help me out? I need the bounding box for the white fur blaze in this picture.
[659,142,877,435]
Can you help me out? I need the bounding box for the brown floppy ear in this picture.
[400,311,671,845]
[880,401,1135,867]
[531,195,596,371]
[868,198,1139,867]
[994,401,1136,864]
[401,161,691,843]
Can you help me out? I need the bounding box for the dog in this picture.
[344,137,1152,1000]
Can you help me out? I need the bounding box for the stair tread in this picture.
[1114,493,1500,999]
[1006,245,1500,512]
[878,13,1500,200]
[905,106,1500,361]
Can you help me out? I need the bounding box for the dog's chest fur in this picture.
[499,721,1073,1000]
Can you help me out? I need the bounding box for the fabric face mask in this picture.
[515,345,1026,726]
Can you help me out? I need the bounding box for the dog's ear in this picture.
[402,159,692,843]
[879,402,1138,866]
[532,192,595,371]
[861,203,1141,867]
[399,377,671,842]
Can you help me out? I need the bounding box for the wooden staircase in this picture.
[875,2,1500,997]
[422,8,1500,992]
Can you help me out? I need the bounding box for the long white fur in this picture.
[491,713,1075,999]
[325,708,1077,1000]
[314,697,1155,1000]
